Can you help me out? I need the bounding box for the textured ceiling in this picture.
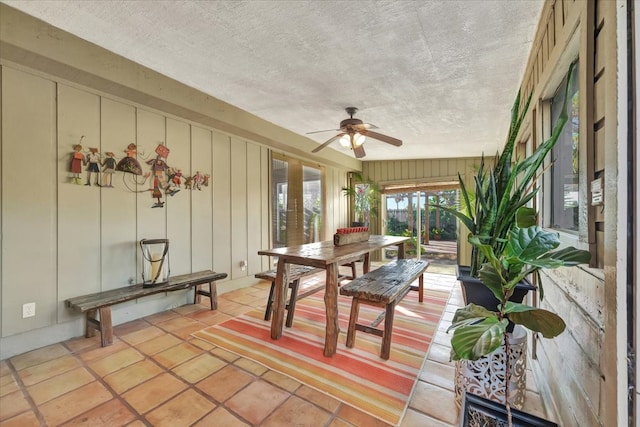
[4,0,543,161]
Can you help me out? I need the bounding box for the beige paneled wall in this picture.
[2,67,58,336]
[0,67,350,359]
[0,3,353,359]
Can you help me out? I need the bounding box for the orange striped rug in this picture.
[193,279,451,425]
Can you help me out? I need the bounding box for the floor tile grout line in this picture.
[62,329,154,426]
[3,357,48,426]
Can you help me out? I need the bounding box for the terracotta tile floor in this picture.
[0,263,552,426]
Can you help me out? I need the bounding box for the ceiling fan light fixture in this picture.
[353,132,366,147]
[339,134,351,148]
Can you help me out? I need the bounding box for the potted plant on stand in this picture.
[451,225,591,426]
[437,62,576,313]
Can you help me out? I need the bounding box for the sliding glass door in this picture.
[271,154,323,248]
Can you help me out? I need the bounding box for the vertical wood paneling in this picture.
[393,161,402,180]
[554,2,564,54]
[415,159,424,177]
[246,143,262,275]
[57,85,101,322]
[260,147,270,270]
[595,30,605,74]
[432,159,440,176]
[136,109,167,253]
[2,68,57,335]
[212,133,231,277]
[401,160,410,180]
[191,126,213,272]
[0,67,3,335]
[230,139,248,279]
[166,118,191,275]
[593,77,605,122]
[548,8,556,50]
[100,98,137,291]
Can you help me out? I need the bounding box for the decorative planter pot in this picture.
[454,326,528,410]
[460,392,558,427]
[456,265,535,311]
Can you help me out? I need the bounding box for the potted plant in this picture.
[431,227,442,240]
[450,225,591,426]
[436,62,576,312]
[342,172,381,226]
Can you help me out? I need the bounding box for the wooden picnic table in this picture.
[258,235,409,357]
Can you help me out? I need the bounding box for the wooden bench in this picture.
[65,270,227,347]
[339,259,429,359]
[257,265,324,327]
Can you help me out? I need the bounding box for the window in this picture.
[550,62,580,232]
[271,155,323,248]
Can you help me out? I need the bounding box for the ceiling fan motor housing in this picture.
[340,117,364,130]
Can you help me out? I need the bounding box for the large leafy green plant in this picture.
[448,225,591,361]
[439,63,576,277]
[342,172,381,225]
[450,226,590,426]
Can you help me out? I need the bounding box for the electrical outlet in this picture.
[240,260,247,271]
[22,302,36,318]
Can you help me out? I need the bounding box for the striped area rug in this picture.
[193,276,452,425]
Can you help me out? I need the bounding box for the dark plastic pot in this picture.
[461,392,558,426]
[456,265,535,311]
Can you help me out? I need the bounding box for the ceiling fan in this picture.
[308,107,402,159]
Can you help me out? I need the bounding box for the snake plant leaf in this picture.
[515,206,537,228]
[504,302,566,338]
[431,204,476,236]
[450,316,508,361]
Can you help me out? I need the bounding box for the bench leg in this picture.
[86,309,98,339]
[345,298,360,348]
[86,308,113,347]
[380,303,395,360]
[410,273,425,302]
[194,282,218,310]
[99,307,113,347]
[209,282,217,310]
[285,279,301,328]
[264,281,276,321]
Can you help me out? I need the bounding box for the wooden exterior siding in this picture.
[515,1,613,426]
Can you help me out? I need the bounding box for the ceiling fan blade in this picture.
[306,128,341,135]
[353,143,366,159]
[311,133,345,153]
[352,123,378,132]
[366,130,403,146]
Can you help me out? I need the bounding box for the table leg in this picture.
[363,253,371,274]
[397,242,406,259]
[323,262,340,357]
[270,259,290,340]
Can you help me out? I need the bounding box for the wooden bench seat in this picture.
[65,270,227,347]
[257,265,324,327]
[339,259,429,359]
